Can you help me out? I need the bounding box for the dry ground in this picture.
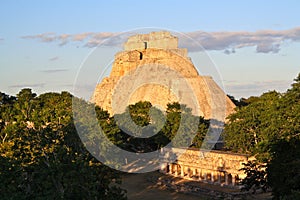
[121,171,272,200]
[122,171,209,200]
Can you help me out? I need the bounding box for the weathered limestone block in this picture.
[124,31,178,50]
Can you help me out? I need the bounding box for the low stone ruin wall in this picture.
[160,148,253,188]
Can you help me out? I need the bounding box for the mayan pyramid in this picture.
[91,31,235,120]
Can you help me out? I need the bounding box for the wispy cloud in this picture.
[21,27,300,54]
[181,27,300,53]
[40,69,68,73]
[21,32,121,47]
[21,32,71,46]
[0,38,4,41]
[21,32,56,42]
[49,56,59,61]
[9,83,45,88]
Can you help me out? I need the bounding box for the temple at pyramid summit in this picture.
[91,31,235,119]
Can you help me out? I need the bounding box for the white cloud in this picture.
[72,32,93,41]
[21,32,57,43]
[21,27,300,53]
[179,27,300,53]
[21,31,124,47]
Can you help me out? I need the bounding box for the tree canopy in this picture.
[108,101,209,153]
[0,89,126,200]
[0,89,209,199]
[223,73,300,198]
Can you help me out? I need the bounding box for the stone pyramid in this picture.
[91,31,235,120]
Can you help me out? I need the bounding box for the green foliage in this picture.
[107,101,209,152]
[267,138,300,199]
[0,91,16,105]
[227,94,249,107]
[0,90,126,200]
[128,101,152,126]
[223,73,300,196]
[223,91,282,160]
[240,160,268,193]
[162,102,209,148]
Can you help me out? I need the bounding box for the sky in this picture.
[1,0,300,99]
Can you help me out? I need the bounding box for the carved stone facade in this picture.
[160,148,252,187]
[91,31,236,119]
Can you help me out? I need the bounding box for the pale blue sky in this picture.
[1,0,299,99]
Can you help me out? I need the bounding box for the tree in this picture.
[267,138,300,199]
[191,116,210,148]
[227,94,249,107]
[14,88,37,121]
[0,92,16,105]
[223,73,300,195]
[223,91,281,161]
[240,160,268,193]
[266,73,300,199]
[0,90,127,200]
[107,101,209,152]
[111,101,169,152]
